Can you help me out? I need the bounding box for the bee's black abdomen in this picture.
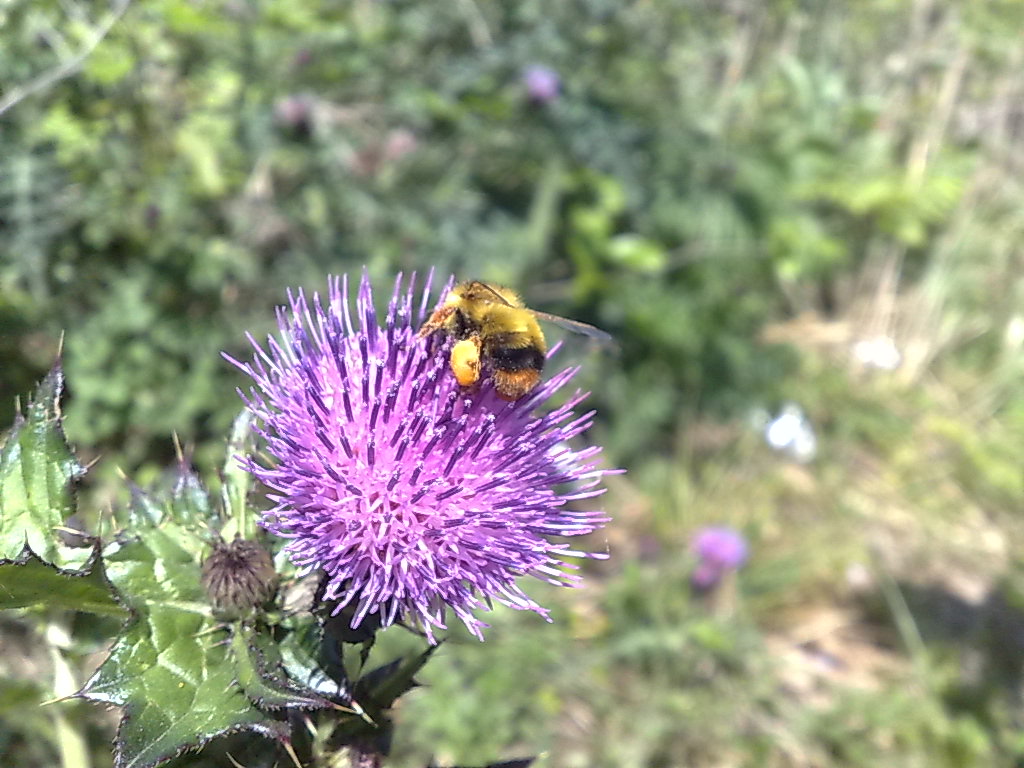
[488,344,546,372]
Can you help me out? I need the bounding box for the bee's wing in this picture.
[472,280,613,341]
[469,281,518,307]
[530,311,613,342]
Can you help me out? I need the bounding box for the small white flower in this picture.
[765,403,817,463]
[853,336,902,371]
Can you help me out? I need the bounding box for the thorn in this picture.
[56,330,65,358]
[282,739,304,768]
[173,432,184,462]
[193,622,229,640]
[349,696,374,725]
[51,524,92,540]
[39,692,76,706]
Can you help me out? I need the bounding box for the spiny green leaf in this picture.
[0,545,125,616]
[123,469,216,559]
[278,619,353,702]
[231,622,333,711]
[0,365,85,566]
[168,460,216,534]
[128,484,164,528]
[360,644,438,710]
[79,520,289,768]
[322,642,436,749]
[86,605,289,768]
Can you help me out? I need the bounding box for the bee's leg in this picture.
[416,305,456,338]
[449,334,483,388]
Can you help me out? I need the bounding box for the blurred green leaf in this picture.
[0,547,124,615]
[84,41,134,85]
[606,234,668,274]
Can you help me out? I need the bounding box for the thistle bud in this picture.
[201,538,278,618]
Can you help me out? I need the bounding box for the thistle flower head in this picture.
[523,65,560,104]
[227,271,612,641]
[691,526,748,591]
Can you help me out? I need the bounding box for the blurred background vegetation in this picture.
[5,0,1024,765]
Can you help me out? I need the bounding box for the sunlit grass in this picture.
[389,339,1024,767]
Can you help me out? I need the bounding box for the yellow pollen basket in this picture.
[449,338,482,387]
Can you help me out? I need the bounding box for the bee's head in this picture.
[448,305,476,339]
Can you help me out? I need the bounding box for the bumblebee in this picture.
[417,281,610,400]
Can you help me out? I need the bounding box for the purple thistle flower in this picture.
[690,526,748,591]
[226,271,613,642]
[523,65,560,105]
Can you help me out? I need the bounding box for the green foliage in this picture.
[70,459,300,767]
[396,613,569,764]
[230,623,331,712]
[76,446,394,768]
[83,600,289,768]
[220,410,257,540]
[0,371,446,768]
[4,0,1024,766]
[0,548,123,615]
[7,0,998,479]
[0,367,86,565]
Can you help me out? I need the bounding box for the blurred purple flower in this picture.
[274,94,315,136]
[690,526,748,590]
[350,129,419,177]
[227,271,613,641]
[523,65,560,104]
[383,129,417,162]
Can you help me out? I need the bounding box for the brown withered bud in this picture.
[201,538,279,618]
